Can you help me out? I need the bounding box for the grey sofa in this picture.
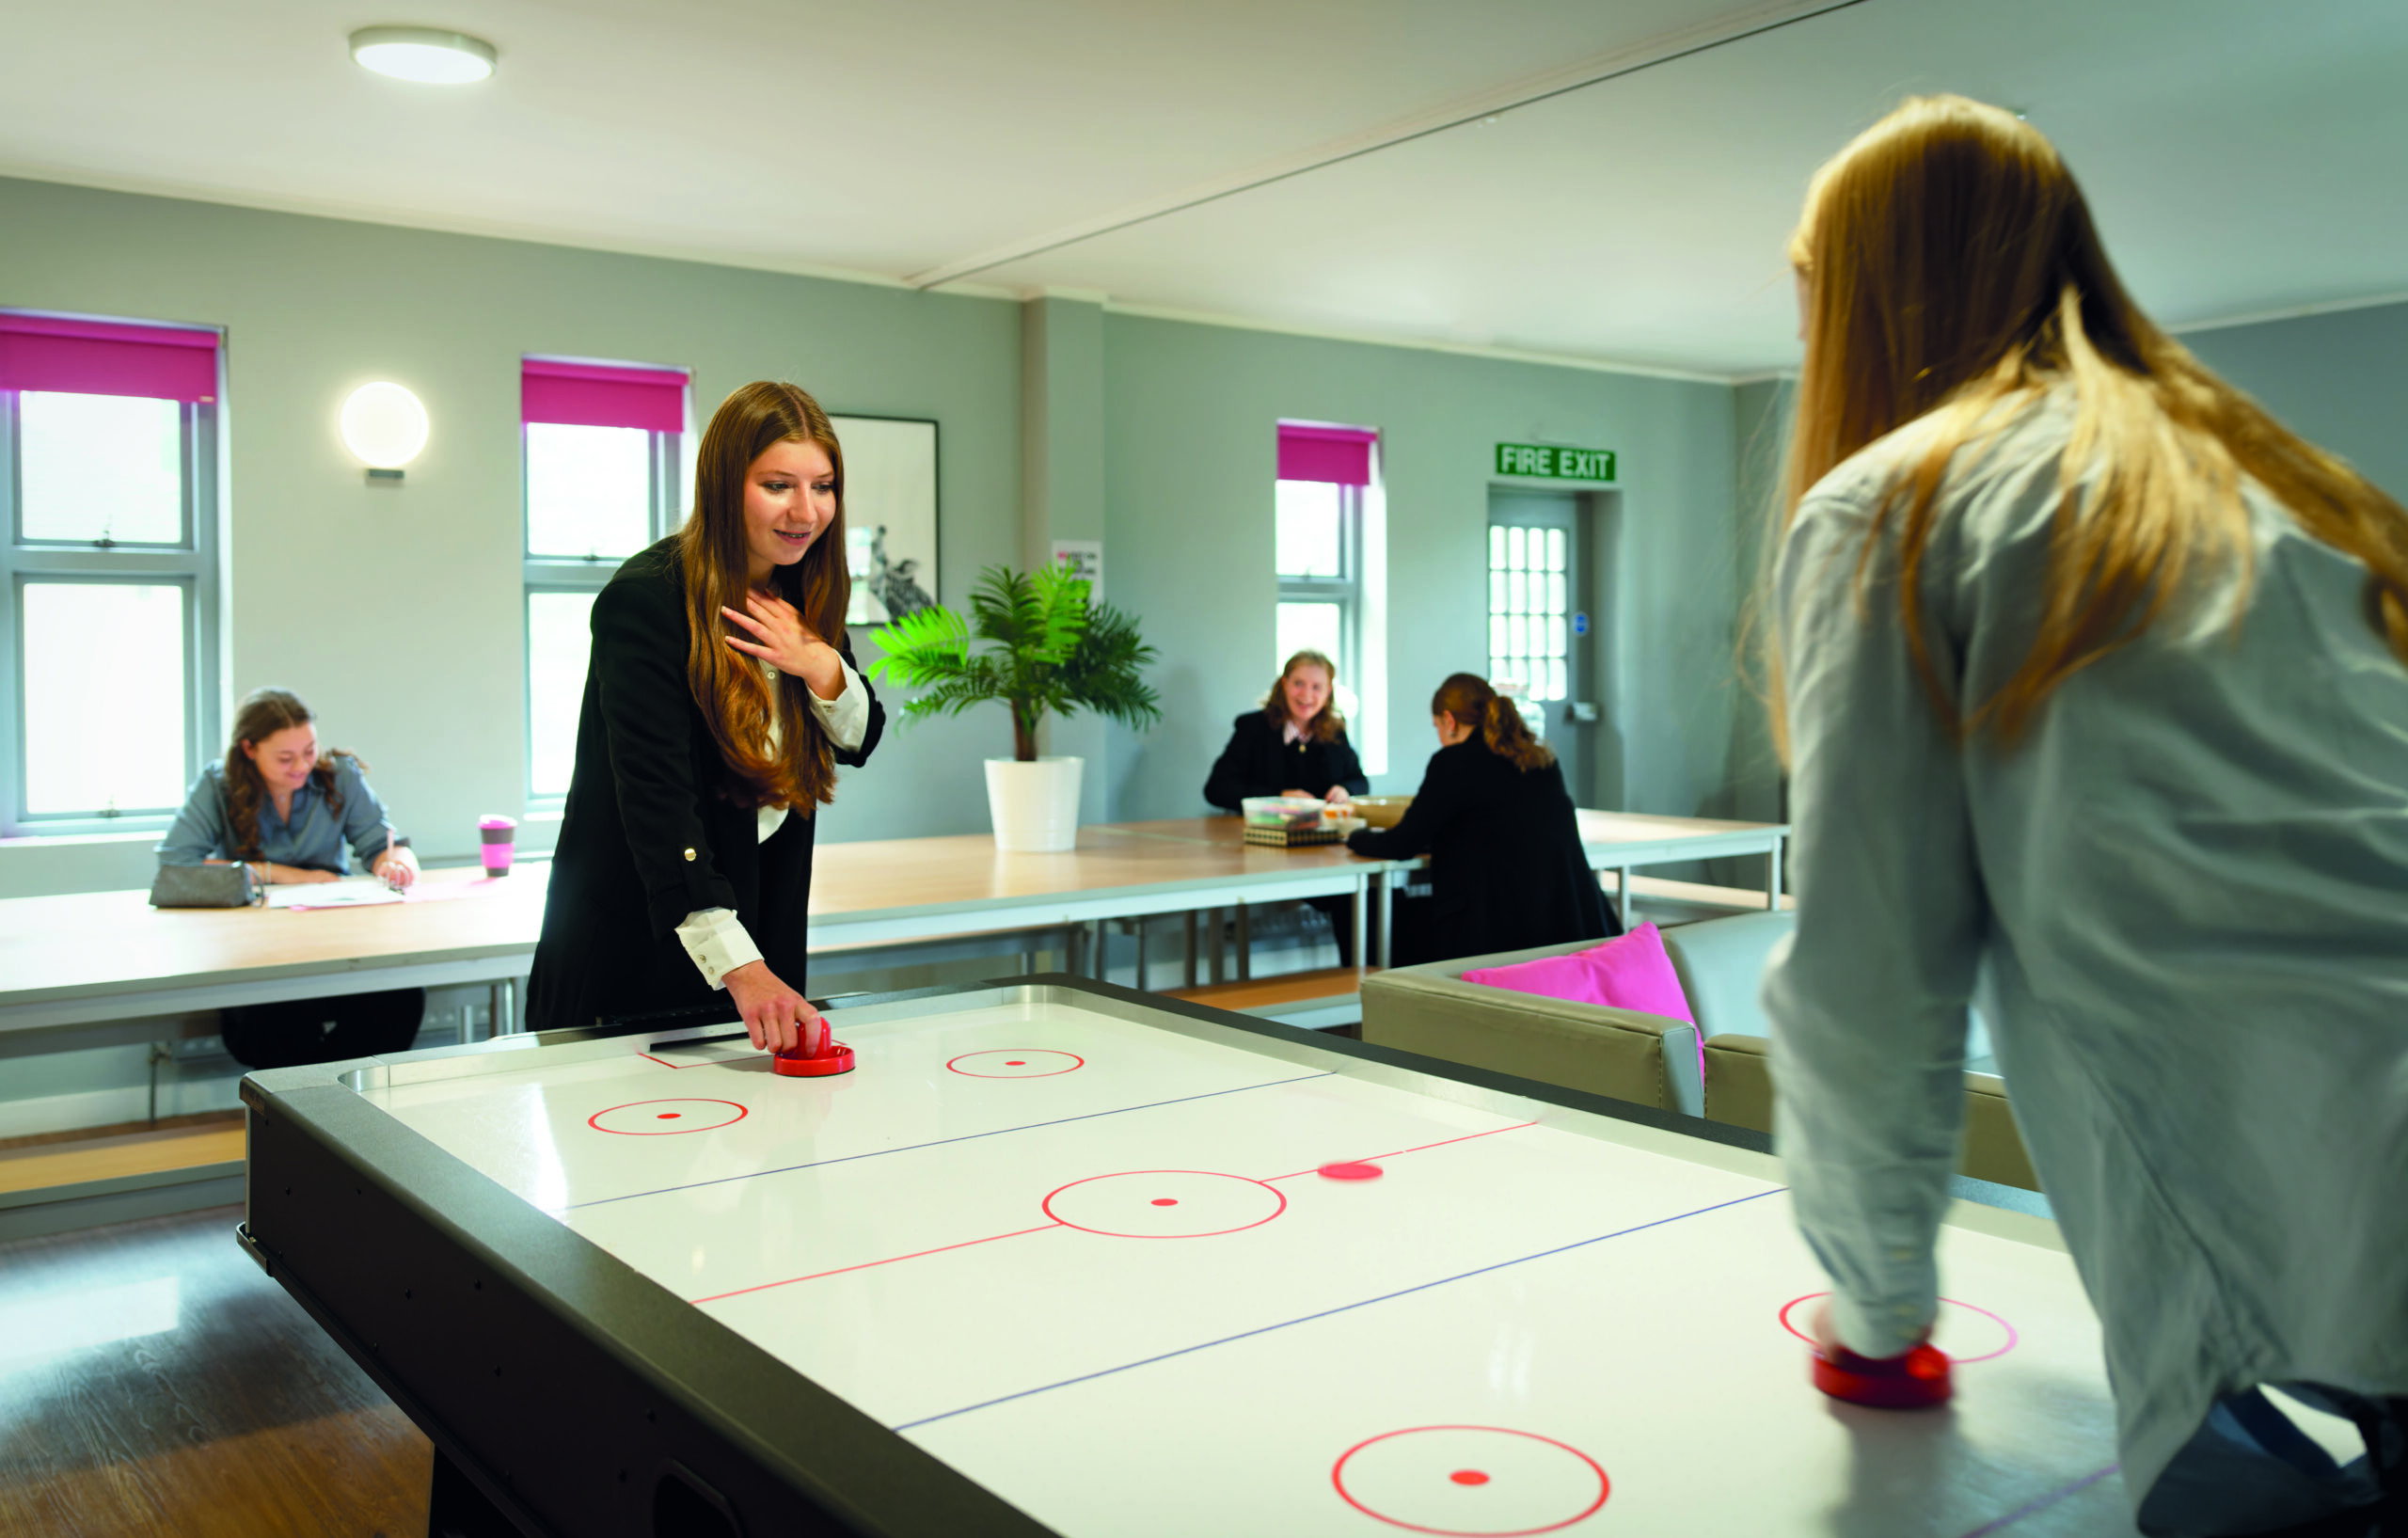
[1359,912,2039,1191]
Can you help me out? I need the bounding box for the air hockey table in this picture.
[237,976,2134,1537]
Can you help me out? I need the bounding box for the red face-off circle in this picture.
[586,1099,750,1135]
[1777,1292,2019,1363]
[947,1050,1085,1079]
[1332,1426,1609,1535]
[1041,1170,1286,1238]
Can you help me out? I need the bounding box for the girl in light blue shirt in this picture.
[157,687,418,889]
[1766,96,2408,1536]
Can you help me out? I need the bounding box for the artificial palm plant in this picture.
[867,564,1162,761]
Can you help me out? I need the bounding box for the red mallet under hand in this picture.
[771,1015,854,1077]
[1811,1341,1953,1409]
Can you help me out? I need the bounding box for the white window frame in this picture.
[0,391,221,835]
[1275,469,1386,774]
[522,426,683,807]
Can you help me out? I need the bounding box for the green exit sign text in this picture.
[1496,442,1616,482]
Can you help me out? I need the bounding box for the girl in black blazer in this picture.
[529,383,883,1051]
[1202,649,1370,811]
[1345,673,1613,963]
[1204,649,1372,965]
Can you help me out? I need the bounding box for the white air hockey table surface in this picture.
[239,978,2135,1537]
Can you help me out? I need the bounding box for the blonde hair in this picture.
[1433,674,1552,771]
[1263,649,1347,743]
[1777,94,2408,748]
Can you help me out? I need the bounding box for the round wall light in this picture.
[341,382,430,479]
[350,25,498,85]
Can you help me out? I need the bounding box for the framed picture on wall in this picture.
[832,414,939,626]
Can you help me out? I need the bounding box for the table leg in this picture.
[1183,911,1199,989]
[1091,919,1108,981]
[1235,903,1251,981]
[1768,838,1785,911]
[1377,869,1394,971]
[1207,907,1225,985]
[1134,920,1149,992]
[1350,874,1368,976]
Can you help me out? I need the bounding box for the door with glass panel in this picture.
[1485,489,1589,801]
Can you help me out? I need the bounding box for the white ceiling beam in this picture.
[903,0,1867,291]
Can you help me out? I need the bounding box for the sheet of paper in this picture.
[268,878,404,909]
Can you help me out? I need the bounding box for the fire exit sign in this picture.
[1496,442,1617,482]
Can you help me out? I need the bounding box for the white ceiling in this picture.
[4,0,2403,377]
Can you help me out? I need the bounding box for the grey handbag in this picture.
[149,863,262,909]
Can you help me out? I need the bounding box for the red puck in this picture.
[772,1041,854,1077]
[1317,1161,1384,1181]
[1811,1341,1952,1408]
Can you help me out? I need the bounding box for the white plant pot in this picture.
[986,756,1085,852]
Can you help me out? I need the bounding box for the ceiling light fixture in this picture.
[349,25,498,85]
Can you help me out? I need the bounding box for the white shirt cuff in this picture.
[809,657,869,753]
[675,907,763,991]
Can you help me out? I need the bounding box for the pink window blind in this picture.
[522,358,689,434]
[1276,422,1377,486]
[0,313,220,403]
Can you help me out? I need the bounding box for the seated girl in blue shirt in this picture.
[157,687,418,889]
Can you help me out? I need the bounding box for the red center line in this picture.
[1260,1119,1542,1182]
[690,1222,1064,1305]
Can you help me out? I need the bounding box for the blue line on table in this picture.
[1956,1465,2120,1537]
[888,1184,1786,1432]
[563,1070,1339,1210]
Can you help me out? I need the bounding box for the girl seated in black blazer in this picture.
[529,382,883,1050]
[1204,649,1372,965]
[1202,649,1370,811]
[1345,673,1614,965]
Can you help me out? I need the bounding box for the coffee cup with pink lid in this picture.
[479,816,517,876]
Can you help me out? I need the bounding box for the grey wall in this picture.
[0,175,1022,896]
[1100,314,1746,821]
[2,175,1777,900]
[2182,300,2408,504]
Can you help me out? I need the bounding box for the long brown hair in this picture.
[678,382,851,813]
[1432,674,1552,771]
[1261,649,1347,743]
[1779,94,2408,748]
[221,687,364,859]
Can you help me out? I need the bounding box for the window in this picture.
[1275,421,1386,772]
[521,358,689,801]
[0,313,221,833]
[1488,522,1571,707]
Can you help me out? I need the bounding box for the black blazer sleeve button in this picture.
[683,848,695,862]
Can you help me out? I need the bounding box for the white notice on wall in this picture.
[1050,539,1103,601]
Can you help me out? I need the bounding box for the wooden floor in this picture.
[0,1203,430,1536]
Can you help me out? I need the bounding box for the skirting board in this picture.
[0,1162,246,1244]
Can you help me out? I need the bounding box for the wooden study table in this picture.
[0,813,1785,1053]
[0,863,547,1050]
[0,821,1417,1055]
[809,817,1415,982]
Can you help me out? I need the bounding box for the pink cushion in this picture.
[1459,948,1610,1007]
[1462,923,1696,1023]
